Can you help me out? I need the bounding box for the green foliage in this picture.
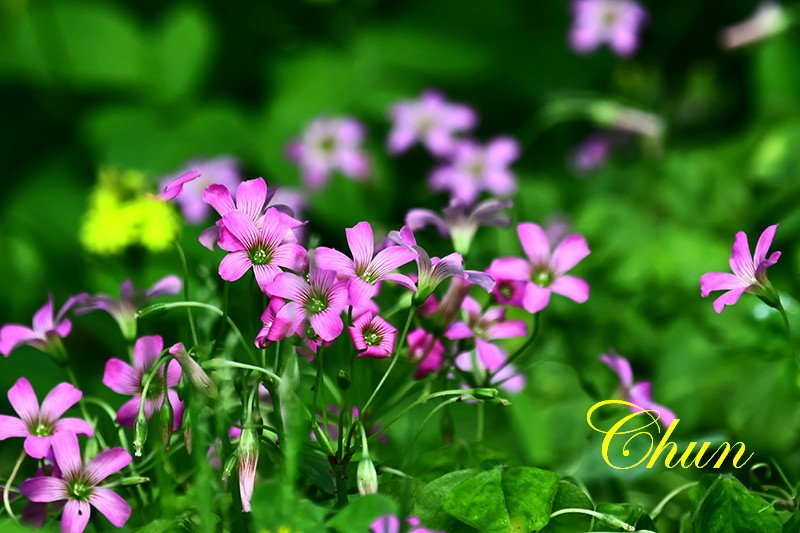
[326,494,398,533]
[251,483,327,533]
[692,475,784,533]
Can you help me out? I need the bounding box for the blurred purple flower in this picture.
[429,138,519,205]
[157,170,201,201]
[570,0,648,57]
[1,295,86,358]
[600,351,676,427]
[407,328,445,379]
[571,133,613,172]
[720,2,788,49]
[287,117,370,189]
[159,158,241,224]
[388,90,477,156]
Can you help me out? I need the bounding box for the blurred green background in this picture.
[2,0,800,529]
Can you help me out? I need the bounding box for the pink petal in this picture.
[309,309,344,342]
[203,183,236,216]
[133,335,164,372]
[89,487,131,527]
[486,320,528,340]
[551,234,590,275]
[114,398,141,428]
[0,324,37,356]
[486,137,520,165]
[444,322,474,340]
[62,499,91,533]
[19,476,68,503]
[712,288,746,313]
[0,415,28,440]
[265,273,309,301]
[315,247,356,277]
[628,382,676,427]
[272,243,308,272]
[476,339,506,371]
[461,296,482,320]
[24,436,53,459]
[166,358,182,387]
[253,264,282,293]
[40,382,83,421]
[368,246,417,279]
[54,418,94,438]
[86,448,132,484]
[729,231,755,279]
[348,277,378,309]
[700,272,749,297]
[222,211,260,249]
[8,377,39,423]
[487,257,530,281]
[600,353,634,389]
[346,222,375,272]
[145,275,182,298]
[167,389,185,430]
[754,224,778,266]
[102,359,139,395]
[234,178,268,221]
[381,273,417,291]
[517,223,551,264]
[32,298,55,335]
[158,170,201,201]
[198,225,221,251]
[52,432,83,479]
[550,275,590,303]
[522,283,551,313]
[219,251,253,282]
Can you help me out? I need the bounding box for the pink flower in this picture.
[429,137,519,205]
[159,158,241,224]
[287,117,370,189]
[20,432,132,533]
[407,328,445,379]
[570,0,648,57]
[218,208,307,293]
[255,298,289,348]
[486,260,527,307]
[454,350,526,394]
[371,515,444,533]
[75,275,181,340]
[0,378,93,459]
[445,296,527,371]
[349,313,397,358]
[600,351,676,427]
[700,225,781,313]
[157,170,201,201]
[102,335,183,429]
[492,223,590,313]
[388,90,477,156]
[1,295,86,358]
[265,267,348,342]
[316,221,417,307]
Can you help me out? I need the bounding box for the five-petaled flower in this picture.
[570,0,648,57]
[491,223,590,313]
[102,335,184,429]
[700,224,782,313]
[0,378,93,459]
[20,432,132,533]
[1,295,86,359]
[349,312,398,358]
[600,351,676,427]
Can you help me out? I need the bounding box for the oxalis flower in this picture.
[0,378,93,459]
[102,335,183,429]
[349,312,397,358]
[445,296,528,371]
[600,351,676,427]
[570,0,648,57]
[20,432,132,533]
[75,275,181,341]
[264,266,348,342]
[407,328,445,379]
[218,208,307,293]
[455,351,526,394]
[316,221,417,307]
[159,157,241,224]
[429,137,520,205]
[387,90,477,156]
[491,223,590,313]
[700,224,781,313]
[1,294,86,359]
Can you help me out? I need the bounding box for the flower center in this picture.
[319,136,337,153]
[467,160,485,178]
[498,282,514,299]
[249,247,272,266]
[143,374,165,400]
[363,329,382,347]
[67,479,93,501]
[30,420,53,437]
[306,296,328,315]
[533,268,554,287]
[603,8,619,27]
[304,325,320,340]
[359,269,379,284]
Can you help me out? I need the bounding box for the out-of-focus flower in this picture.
[486,260,527,308]
[349,313,397,359]
[20,432,132,533]
[570,0,648,57]
[406,198,512,255]
[159,158,241,224]
[217,209,307,293]
[570,132,617,172]
[429,138,519,205]
[700,224,781,313]
[0,378,92,459]
[287,117,370,189]
[156,170,201,202]
[265,267,348,342]
[492,223,590,313]
[316,221,416,307]
[455,350,526,394]
[102,335,183,429]
[407,328,445,379]
[371,515,445,533]
[720,2,789,49]
[600,351,676,427]
[1,295,85,359]
[388,90,477,156]
[445,297,527,371]
[81,168,180,254]
[75,276,181,341]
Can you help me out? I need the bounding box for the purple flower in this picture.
[255,297,290,348]
[1,295,86,358]
[429,137,520,205]
[700,225,781,313]
[287,117,370,189]
[316,221,417,307]
[265,267,349,342]
[486,260,527,308]
[20,432,132,533]
[371,515,444,533]
[218,208,307,293]
[492,223,590,313]
[571,133,613,172]
[159,158,241,224]
[349,313,397,359]
[407,328,445,379]
[0,378,93,459]
[445,296,527,371]
[406,198,512,254]
[570,0,648,57]
[388,90,477,156]
[157,170,201,201]
[720,2,788,49]
[75,275,181,340]
[600,351,676,427]
[455,350,527,394]
[102,335,183,429]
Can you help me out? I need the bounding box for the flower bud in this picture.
[169,343,218,398]
[133,412,148,457]
[117,476,150,486]
[237,424,259,513]
[222,452,238,481]
[473,388,499,400]
[159,395,174,450]
[357,456,378,495]
[182,408,192,454]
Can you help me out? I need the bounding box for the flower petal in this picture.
[485,320,528,340]
[487,257,530,281]
[54,418,94,438]
[628,382,677,427]
[315,247,356,277]
[102,359,139,395]
[24,436,53,459]
[754,224,779,266]
[476,339,506,371]
[89,487,131,527]
[40,382,83,421]
[145,275,182,298]
[0,324,37,356]
[253,264,282,293]
[32,298,55,334]
[309,309,344,342]
[19,476,68,503]
[551,234,590,275]
[265,273,309,301]
[86,448,132,484]
[62,499,91,533]
[445,321,473,340]
[381,273,417,291]
[729,231,755,279]
[517,223,550,264]
[222,211,260,250]
[346,222,375,272]
[234,178,268,221]
[522,283,551,314]
[202,183,236,216]
[158,170,201,201]
[700,272,749,297]
[712,288,746,313]
[52,432,83,479]
[198,224,221,251]
[0,415,28,440]
[369,246,417,279]
[219,251,253,282]
[600,352,634,389]
[133,335,164,372]
[114,398,140,428]
[550,275,590,303]
[8,377,39,423]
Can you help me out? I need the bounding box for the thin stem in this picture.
[550,508,635,532]
[3,450,26,523]
[650,481,698,520]
[205,360,281,383]
[319,347,329,436]
[776,304,799,373]
[492,312,540,377]
[174,241,200,349]
[362,306,416,414]
[476,403,485,441]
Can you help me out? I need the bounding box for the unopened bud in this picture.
[473,388,499,400]
[222,452,238,481]
[357,455,378,495]
[182,409,192,454]
[133,412,148,457]
[169,343,218,398]
[159,396,174,450]
[237,425,259,513]
[118,476,149,486]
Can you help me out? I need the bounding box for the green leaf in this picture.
[135,519,177,533]
[693,475,783,533]
[541,481,593,533]
[251,482,327,533]
[326,494,398,533]
[593,503,657,532]
[279,355,308,486]
[443,466,560,533]
[414,469,477,530]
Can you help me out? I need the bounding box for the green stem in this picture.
[476,402,485,441]
[2,450,26,523]
[174,241,200,349]
[204,360,281,383]
[776,303,799,372]
[650,481,698,520]
[550,508,635,532]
